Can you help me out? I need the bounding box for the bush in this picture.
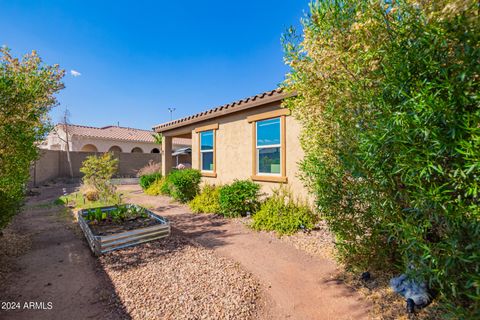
[137,160,161,177]
[165,169,201,203]
[139,172,162,190]
[251,188,316,235]
[80,153,118,200]
[0,48,64,229]
[218,180,260,217]
[283,0,479,316]
[144,178,169,196]
[188,184,221,214]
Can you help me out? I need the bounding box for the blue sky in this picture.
[1,0,307,130]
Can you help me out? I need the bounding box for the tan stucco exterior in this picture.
[161,102,310,202]
[41,126,190,155]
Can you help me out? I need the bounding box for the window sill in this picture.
[251,175,287,183]
[201,172,217,178]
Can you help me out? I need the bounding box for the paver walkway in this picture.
[122,185,371,320]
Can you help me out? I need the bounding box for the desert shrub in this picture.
[144,178,169,196]
[165,169,201,203]
[137,160,161,177]
[251,188,316,235]
[218,180,260,218]
[80,153,118,200]
[283,0,479,317]
[80,185,99,201]
[188,184,221,214]
[0,48,64,229]
[139,172,162,190]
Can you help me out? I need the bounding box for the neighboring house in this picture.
[153,89,309,200]
[40,124,191,154]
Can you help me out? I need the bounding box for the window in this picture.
[247,109,289,183]
[195,123,218,177]
[256,118,281,175]
[200,130,214,172]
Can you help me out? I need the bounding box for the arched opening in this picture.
[151,148,160,154]
[131,147,143,153]
[108,146,123,153]
[81,144,98,152]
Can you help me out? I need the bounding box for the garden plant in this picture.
[80,153,119,201]
[188,184,222,214]
[218,180,261,217]
[251,187,316,235]
[0,48,64,229]
[283,0,479,317]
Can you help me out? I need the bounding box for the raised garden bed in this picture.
[77,204,170,255]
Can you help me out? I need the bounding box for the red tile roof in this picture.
[59,124,191,145]
[153,88,291,132]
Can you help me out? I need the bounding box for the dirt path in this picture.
[0,184,128,320]
[122,185,372,320]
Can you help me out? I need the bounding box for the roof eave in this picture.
[153,90,295,133]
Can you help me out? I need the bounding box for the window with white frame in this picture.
[200,130,214,172]
[256,117,281,175]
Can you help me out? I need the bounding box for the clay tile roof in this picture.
[60,124,191,145]
[153,88,291,133]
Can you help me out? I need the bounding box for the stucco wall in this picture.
[71,136,163,153]
[171,103,310,201]
[30,150,162,186]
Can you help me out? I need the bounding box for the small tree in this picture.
[0,47,64,229]
[80,153,118,200]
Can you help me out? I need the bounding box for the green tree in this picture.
[283,0,479,317]
[80,153,119,200]
[0,48,64,229]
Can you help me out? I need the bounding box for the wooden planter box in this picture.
[77,204,170,255]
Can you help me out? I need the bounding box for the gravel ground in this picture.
[0,219,32,282]
[100,232,260,320]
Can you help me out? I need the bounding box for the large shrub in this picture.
[283,0,479,317]
[251,188,316,235]
[218,180,260,217]
[139,172,162,190]
[188,184,221,214]
[165,169,201,203]
[80,153,118,200]
[0,48,64,229]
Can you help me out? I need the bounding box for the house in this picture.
[41,124,191,155]
[153,89,309,200]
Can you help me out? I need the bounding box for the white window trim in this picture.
[200,130,214,173]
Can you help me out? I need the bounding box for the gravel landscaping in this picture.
[100,232,260,320]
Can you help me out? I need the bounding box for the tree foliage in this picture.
[0,48,64,229]
[283,0,479,317]
[80,153,118,200]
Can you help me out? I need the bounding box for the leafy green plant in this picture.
[85,205,149,224]
[165,169,201,203]
[0,48,64,229]
[145,177,169,196]
[188,184,221,214]
[139,172,162,190]
[251,188,316,235]
[283,0,479,317]
[218,180,260,217]
[80,153,118,200]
